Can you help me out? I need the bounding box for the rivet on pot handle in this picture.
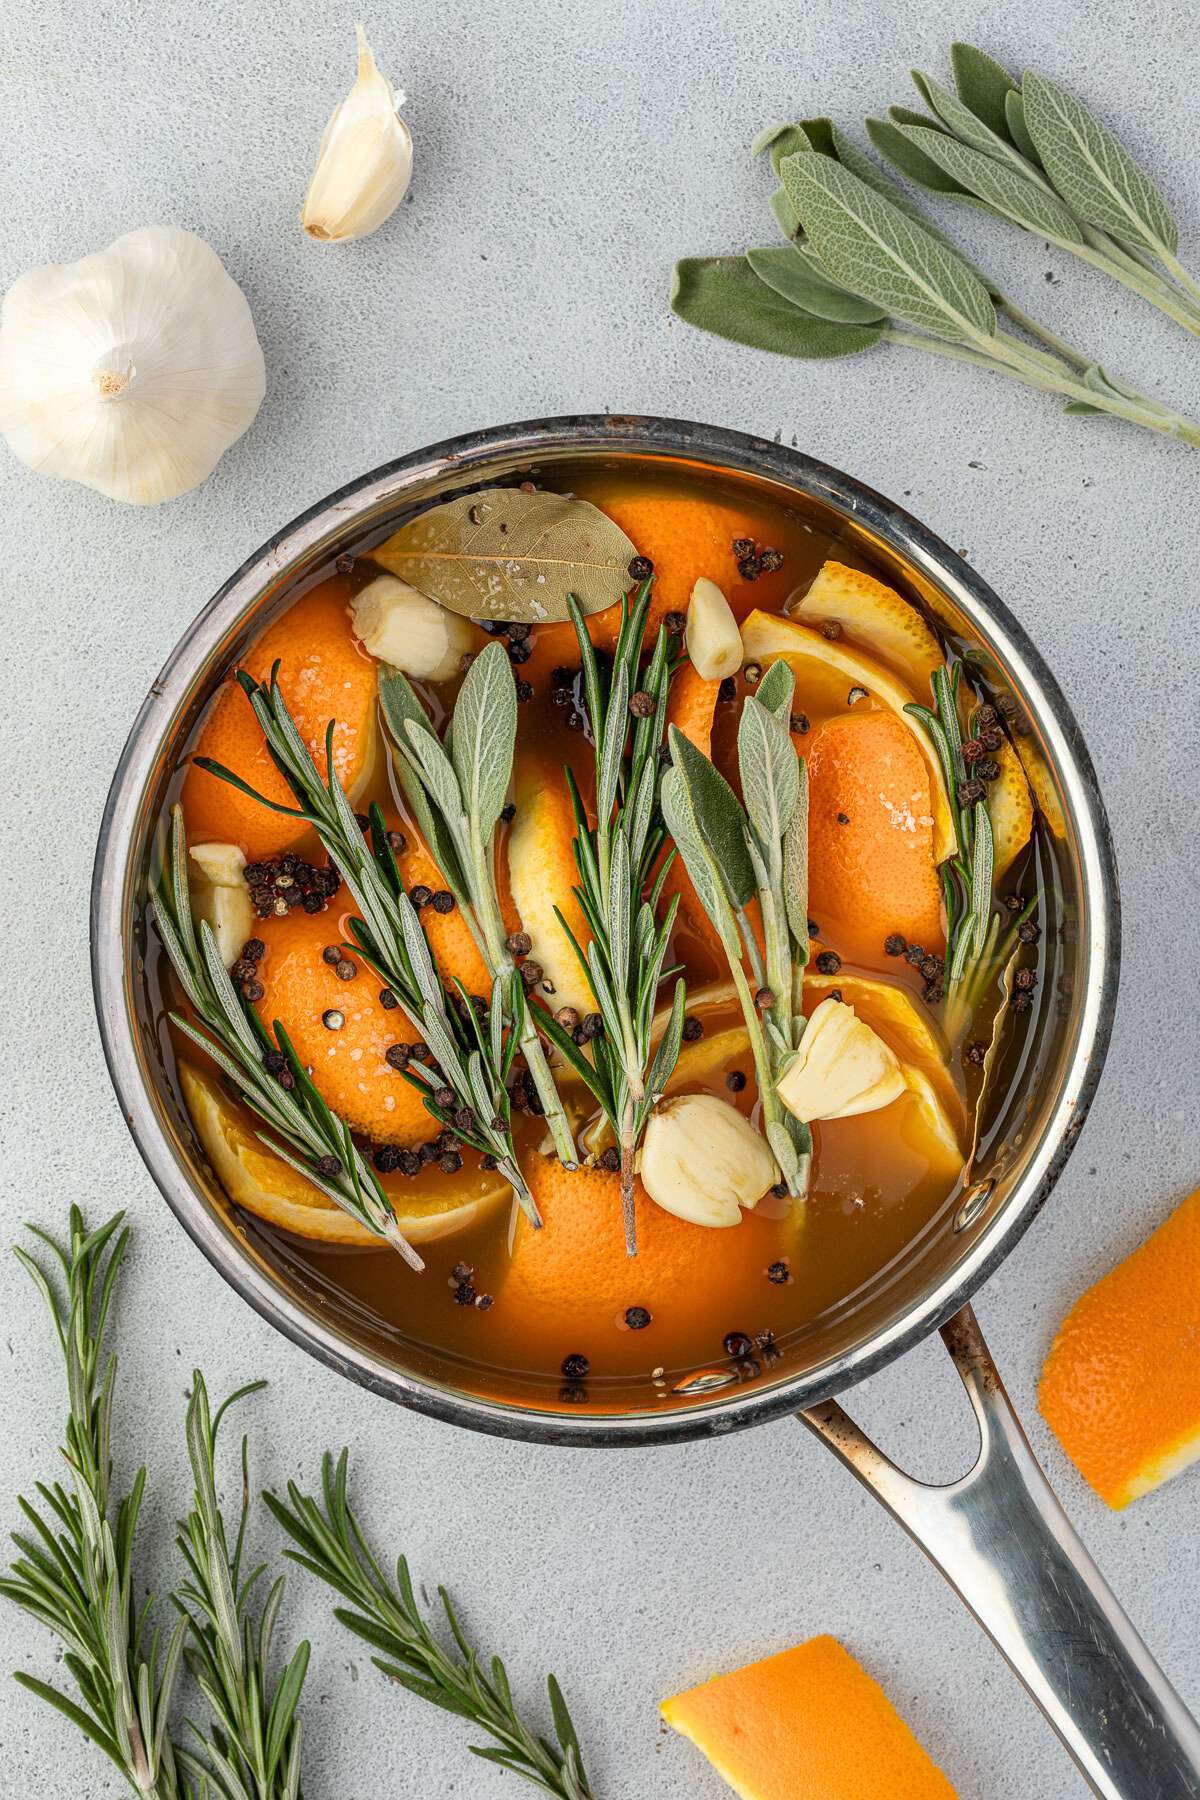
[800,1304,1200,1799]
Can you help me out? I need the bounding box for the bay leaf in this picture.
[1021,70,1178,255]
[893,124,1085,243]
[949,42,1018,140]
[780,152,997,344]
[746,245,889,324]
[373,487,638,624]
[670,257,885,361]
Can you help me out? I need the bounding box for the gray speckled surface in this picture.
[2,1,1198,1795]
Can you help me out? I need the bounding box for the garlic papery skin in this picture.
[188,842,254,968]
[0,227,265,505]
[639,1094,778,1227]
[350,575,477,680]
[302,25,413,243]
[686,578,743,681]
[776,997,906,1125]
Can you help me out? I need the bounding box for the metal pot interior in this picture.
[93,417,1117,1446]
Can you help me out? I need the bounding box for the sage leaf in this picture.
[767,1118,800,1181]
[667,728,755,906]
[751,121,812,174]
[754,657,794,717]
[892,124,1085,242]
[374,487,638,623]
[1004,89,1040,165]
[746,245,889,324]
[769,185,803,240]
[450,640,516,843]
[1021,70,1178,254]
[670,257,885,360]
[403,719,469,849]
[660,774,739,959]
[782,757,809,955]
[780,152,996,343]
[911,68,1030,176]
[379,671,469,895]
[868,116,978,200]
[949,42,1018,140]
[738,694,798,861]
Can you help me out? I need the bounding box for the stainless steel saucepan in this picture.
[91,417,1200,1798]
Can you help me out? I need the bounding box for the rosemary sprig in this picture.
[263,1451,595,1800]
[379,641,578,1177]
[0,1209,187,1799]
[193,661,542,1229]
[150,805,424,1268]
[661,661,812,1198]
[173,1374,308,1800]
[905,664,1037,1040]
[538,586,684,1255]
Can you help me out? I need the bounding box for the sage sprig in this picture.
[194,666,543,1229]
[673,115,1200,448]
[661,661,812,1197]
[379,641,579,1179]
[538,586,685,1256]
[869,46,1200,338]
[905,663,1037,1041]
[173,1374,308,1800]
[150,804,424,1268]
[0,1210,187,1799]
[264,1451,595,1799]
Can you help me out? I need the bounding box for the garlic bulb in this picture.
[302,26,413,242]
[188,842,254,968]
[0,227,265,505]
[639,1093,778,1227]
[775,997,906,1124]
[686,578,743,681]
[350,575,476,680]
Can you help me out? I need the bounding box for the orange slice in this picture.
[1039,1185,1200,1509]
[659,662,726,961]
[805,970,961,1139]
[180,1064,506,1246]
[987,737,1035,879]
[183,576,379,861]
[661,1634,959,1799]
[740,610,956,862]
[804,711,945,968]
[251,899,435,1147]
[792,560,944,698]
[394,833,491,997]
[504,754,593,1017]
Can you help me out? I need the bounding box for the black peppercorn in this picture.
[379,987,398,1009]
[1014,967,1036,991]
[717,676,737,703]
[432,890,455,914]
[315,1154,343,1178]
[767,1260,790,1285]
[373,1145,402,1173]
[789,712,810,735]
[581,1013,604,1040]
[724,1331,753,1357]
[598,1145,621,1172]
[562,1353,590,1380]
[958,778,986,806]
[624,1306,651,1330]
[814,950,841,976]
[1017,919,1040,944]
[398,1150,422,1176]
[500,802,517,823]
[440,1150,464,1174]
[385,1043,411,1070]
[409,885,432,909]
[965,1042,987,1065]
[516,679,534,703]
[725,1069,747,1093]
[506,930,532,956]
[821,620,843,641]
[629,690,655,719]
[434,1086,455,1109]
[681,1015,703,1042]
[322,944,342,965]
[755,987,776,1010]
[508,639,532,665]
[664,611,686,635]
[241,979,264,1002]
[628,555,653,580]
[884,933,907,956]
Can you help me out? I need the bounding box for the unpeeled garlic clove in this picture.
[189,842,254,968]
[350,575,477,681]
[639,1093,778,1227]
[302,25,413,243]
[775,996,906,1124]
[686,577,743,681]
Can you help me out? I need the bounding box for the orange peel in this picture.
[792,559,943,698]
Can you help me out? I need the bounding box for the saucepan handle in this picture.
[800,1303,1200,1800]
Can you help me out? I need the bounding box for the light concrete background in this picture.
[1,1,1198,1795]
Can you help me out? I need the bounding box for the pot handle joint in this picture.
[800,1302,1200,1800]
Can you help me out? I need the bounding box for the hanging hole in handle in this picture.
[955,1177,996,1232]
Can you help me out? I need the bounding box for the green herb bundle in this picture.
[379,641,579,1178]
[662,660,812,1198]
[672,56,1200,449]
[152,805,422,1265]
[264,1450,595,1799]
[194,659,542,1229]
[537,587,685,1255]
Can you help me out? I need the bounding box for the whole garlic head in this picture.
[775,996,906,1124]
[350,575,477,681]
[0,227,265,505]
[302,25,413,242]
[639,1093,778,1228]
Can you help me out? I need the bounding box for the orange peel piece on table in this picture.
[661,1634,959,1799]
[1039,1185,1200,1509]
[183,576,379,861]
[792,559,944,699]
[180,1064,508,1246]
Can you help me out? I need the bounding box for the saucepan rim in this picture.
[90,414,1120,1448]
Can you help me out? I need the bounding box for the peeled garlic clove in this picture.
[0,227,265,505]
[189,842,254,968]
[350,575,476,681]
[302,26,412,242]
[776,996,906,1124]
[686,578,743,681]
[639,1093,778,1227]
